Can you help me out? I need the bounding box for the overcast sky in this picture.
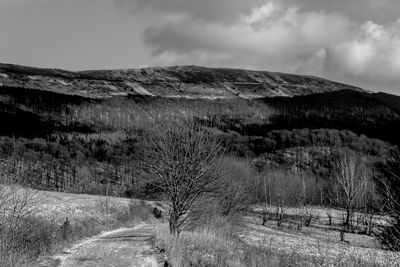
[0,0,399,94]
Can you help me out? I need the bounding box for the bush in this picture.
[115,199,154,223]
[0,216,60,267]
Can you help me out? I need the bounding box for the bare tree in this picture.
[330,151,369,230]
[376,177,400,250]
[375,151,400,250]
[140,118,222,235]
[264,170,302,227]
[214,157,257,216]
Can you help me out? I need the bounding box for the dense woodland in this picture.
[0,87,399,197]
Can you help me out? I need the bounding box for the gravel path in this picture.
[41,224,164,267]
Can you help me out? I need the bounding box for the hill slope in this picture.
[0,63,364,99]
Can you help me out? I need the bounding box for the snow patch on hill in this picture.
[126,82,155,96]
[56,79,71,86]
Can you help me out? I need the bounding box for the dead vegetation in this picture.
[154,211,398,267]
[0,182,156,267]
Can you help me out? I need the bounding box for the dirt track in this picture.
[40,224,164,267]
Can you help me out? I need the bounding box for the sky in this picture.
[0,0,399,94]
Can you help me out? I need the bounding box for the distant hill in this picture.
[0,63,365,99]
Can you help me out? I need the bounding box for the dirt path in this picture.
[40,224,164,267]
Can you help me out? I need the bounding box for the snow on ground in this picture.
[56,79,71,86]
[126,82,155,96]
[239,94,264,99]
[243,206,400,266]
[167,95,231,100]
[273,88,289,97]
[111,92,129,96]
[242,222,400,266]
[104,83,118,91]
[32,191,128,221]
[27,75,41,80]
[30,189,168,223]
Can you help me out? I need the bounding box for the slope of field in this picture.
[34,190,143,221]
[0,63,364,99]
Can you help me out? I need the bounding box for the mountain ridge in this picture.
[0,63,365,99]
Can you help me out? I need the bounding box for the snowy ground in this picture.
[241,206,400,266]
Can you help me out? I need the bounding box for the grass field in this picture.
[154,206,400,267]
[240,206,400,266]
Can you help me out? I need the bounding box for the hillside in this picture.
[0,63,364,99]
[1,62,399,201]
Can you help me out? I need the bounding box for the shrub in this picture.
[115,199,154,223]
[0,216,60,266]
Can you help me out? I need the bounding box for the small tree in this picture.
[214,157,257,216]
[141,118,222,236]
[0,182,39,256]
[264,170,302,227]
[330,150,369,230]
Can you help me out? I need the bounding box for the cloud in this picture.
[140,1,400,92]
[329,21,400,83]
[143,2,353,71]
[115,0,400,26]
[279,0,400,24]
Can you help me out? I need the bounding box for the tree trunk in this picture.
[345,207,351,230]
[169,204,181,236]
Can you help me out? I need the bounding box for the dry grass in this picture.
[242,206,400,267]
[154,218,239,267]
[0,187,157,267]
[155,213,400,267]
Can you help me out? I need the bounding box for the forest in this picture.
[0,87,399,198]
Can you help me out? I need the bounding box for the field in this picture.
[33,189,162,221]
[154,206,400,267]
[241,206,400,266]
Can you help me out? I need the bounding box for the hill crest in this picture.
[0,63,365,99]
